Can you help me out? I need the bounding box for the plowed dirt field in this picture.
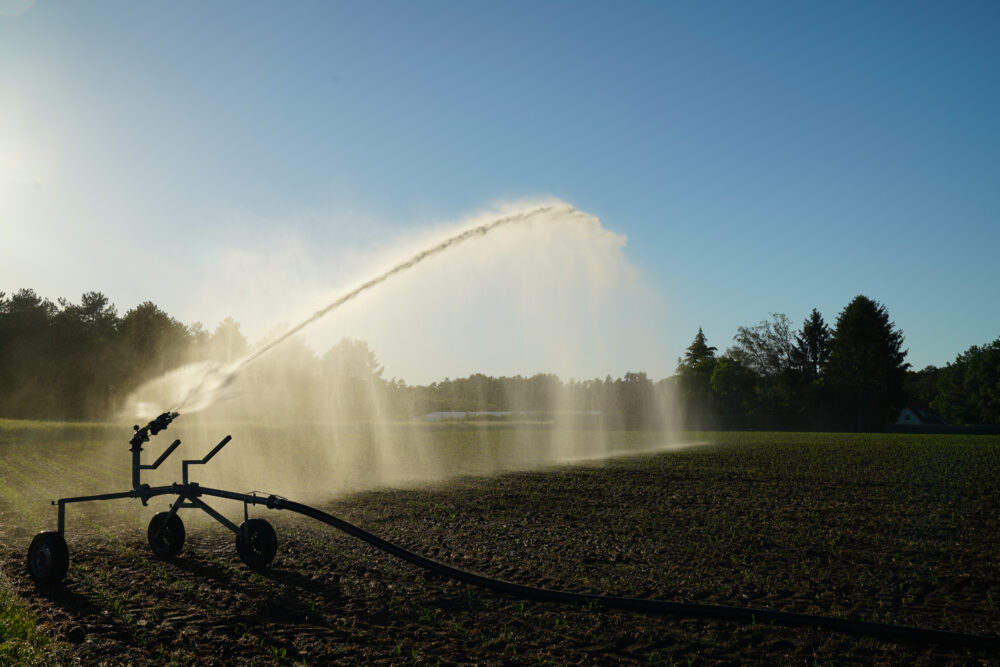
[2,430,999,664]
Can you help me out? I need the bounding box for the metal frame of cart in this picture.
[27,412,280,584]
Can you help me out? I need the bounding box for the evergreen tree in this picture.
[790,308,831,383]
[787,308,834,428]
[0,289,59,417]
[676,328,718,421]
[826,296,909,431]
[51,292,120,417]
[682,327,717,367]
[207,316,249,362]
[117,301,192,390]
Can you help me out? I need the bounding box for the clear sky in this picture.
[2,1,998,383]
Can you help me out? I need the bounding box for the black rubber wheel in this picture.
[236,518,277,568]
[27,531,69,585]
[147,512,185,556]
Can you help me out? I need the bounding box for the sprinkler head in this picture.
[129,412,180,451]
[148,411,179,436]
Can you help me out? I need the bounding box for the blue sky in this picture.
[2,1,998,382]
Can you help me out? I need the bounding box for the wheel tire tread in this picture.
[148,512,185,557]
[236,518,277,568]
[27,531,69,585]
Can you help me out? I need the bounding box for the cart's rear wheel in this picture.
[236,518,277,568]
[148,512,185,556]
[27,531,69,585]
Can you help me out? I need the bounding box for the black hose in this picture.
[267,496,1000,653]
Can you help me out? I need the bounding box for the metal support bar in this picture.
[54,486,178,536]
[56,486,177,506]
[148,496,187,543]
[200,435,232,463]
[164,496,184,520]
[182,435,232,485]
[52,484,261,538]
[131,448,142,492]
[140,439,181,471]
[186,497,241,534]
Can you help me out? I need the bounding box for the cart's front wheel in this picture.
[236,519,277,568]
[148,512,185,556]
[27,531,69,585]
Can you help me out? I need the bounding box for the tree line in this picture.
[1,288,997,428]
[675,296,904,430]
[0,289,669,425]
[674,295,999,429]
[0,289,250,419]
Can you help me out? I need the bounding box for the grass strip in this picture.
[0,575,51,664]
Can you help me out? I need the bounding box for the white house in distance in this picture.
[896,407,923,425]
[896,406,939,426]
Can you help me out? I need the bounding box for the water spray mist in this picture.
[169,203,583,414]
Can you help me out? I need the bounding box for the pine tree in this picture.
[681,327,717,369]
[790,308,831,383]
[676,328,718,422]
[826,296,908,431]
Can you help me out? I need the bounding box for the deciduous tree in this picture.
[727,313,795,419]
[710,356,756,417]
[728,313,794,379]
[932,338,1000,425]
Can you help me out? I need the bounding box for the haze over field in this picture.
[107,201,686,499]
[121,201,658,414]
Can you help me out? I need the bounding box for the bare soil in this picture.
[3,434,999,665]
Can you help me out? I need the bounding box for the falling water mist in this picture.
[120,201,682,503]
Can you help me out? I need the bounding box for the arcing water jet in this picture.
[131,203,585,418]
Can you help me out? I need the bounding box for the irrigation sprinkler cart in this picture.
[27,412,281,585]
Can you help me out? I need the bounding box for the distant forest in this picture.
[1,288,998,430]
